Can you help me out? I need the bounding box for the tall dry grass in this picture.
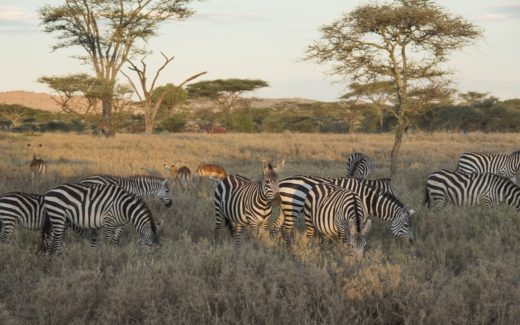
[0,131,519,324]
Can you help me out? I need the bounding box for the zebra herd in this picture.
[0,149,519,257]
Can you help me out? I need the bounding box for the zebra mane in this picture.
[130,175,168,181]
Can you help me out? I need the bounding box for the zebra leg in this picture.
[269,210,285,239]
[319,235,332,247]
[49,223,66,256]
[70,224,98,247]
[0,219,15,242]
[304,214,315,239]
[281,219,295,248]
[214,211,226,244]
[234,224,244,248]
[111,227,124,245]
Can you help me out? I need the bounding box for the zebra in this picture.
[425,169,520,212]
[345,152,373,179]
[457,151,520,183]
[43,183,159,255]
[0,192,92,244]
[303,183,372,256]
[214,160,284,247]
[271,175,413,246]
[80,175,173,207]
[0,192,45,241]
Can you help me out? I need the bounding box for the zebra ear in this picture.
[409,209,416,217]
[273,160,285,173]
[161,179,168,186]
[163,163,170,170]
[361,219,372,235]
[262,160,270,174]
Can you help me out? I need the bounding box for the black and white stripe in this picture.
[345,152,373,179]
[43,183,159,255]
[0,192,45,241]
[457,151,520,183]
[272,175,413,246]
[425,169,520,211]
[214,160,284,246]
[303,183,371,256]
[80,175,172,207]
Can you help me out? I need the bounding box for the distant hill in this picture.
[0,90,323,112]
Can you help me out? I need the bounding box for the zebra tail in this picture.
[423,185,430,208]
[40,208,51,252]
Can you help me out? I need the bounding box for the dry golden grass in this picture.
[0,131,519,324]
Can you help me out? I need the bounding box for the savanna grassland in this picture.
[0,131,519,324]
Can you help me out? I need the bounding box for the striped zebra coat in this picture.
[0,192,45,241]
[214,160,284,246]
[303,183,372,256]
[345,152,373,179]
[44,183,159,255]
[0,192,91,243]
[80,175,172,207]
[457,151,520,183]
[425,169,520,212]
[272,175,412,246]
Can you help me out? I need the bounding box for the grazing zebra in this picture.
[28,144,46,182]
[44,183,159,255]
[272,175,413,246]
[457,151,520,183]
[303,183,372,256]
[345,152,373,179]
[425,169,520,212]
[164,162,193,191]
[214,160,284,246]
[80,175,173,207]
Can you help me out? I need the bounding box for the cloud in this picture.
[478,3,520,22]
[0,6,37,22]
[0,5,39,33]
[188,10,273,25]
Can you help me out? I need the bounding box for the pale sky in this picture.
[0,0,519,101]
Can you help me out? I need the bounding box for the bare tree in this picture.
[122,53,206,133]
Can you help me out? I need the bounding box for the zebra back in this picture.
[457,152,520,180]
[81,174,172,207]
[345,152,373,179]
[426,169,520,212]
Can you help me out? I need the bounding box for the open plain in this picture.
[0,131,519,324]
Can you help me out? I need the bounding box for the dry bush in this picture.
[0,131,519,324]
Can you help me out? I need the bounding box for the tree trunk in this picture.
[145,112,155,134]
[101,95,113,137]
[390,124,404,175]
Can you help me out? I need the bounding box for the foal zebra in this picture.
[80,175,172,207]
[425,169,520,212]
[345,152,373,179]
[273,175,413,246]
[44,183,159,255]
[214,160,284,246]
[457,151,520,183]
[303,183,372,256]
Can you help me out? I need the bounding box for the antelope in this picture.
[28,144,46,183]
[164,162,193,191]
[196,163,227,184]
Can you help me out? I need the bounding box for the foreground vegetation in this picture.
[0,132,519,324]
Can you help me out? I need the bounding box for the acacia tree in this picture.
[186,79,269,112]
[39,0,196,137]
[121,53,206,133]
[305,0,481,174]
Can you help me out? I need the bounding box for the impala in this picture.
[164,162,193,191]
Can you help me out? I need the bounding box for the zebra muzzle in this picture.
[270,194,282,206]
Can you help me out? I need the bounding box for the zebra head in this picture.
[262,160,285,206]
[158,179,173,207]
[347,218,372,257]
[391,208,415,243]
[140,222,160,248]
